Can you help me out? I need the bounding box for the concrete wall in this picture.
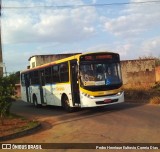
[121,59,156,85]
[155,66,160,82]
[29,53,80,68]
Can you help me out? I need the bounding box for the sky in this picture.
[1,0,160,73]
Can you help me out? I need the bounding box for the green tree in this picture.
[0,75,16,125]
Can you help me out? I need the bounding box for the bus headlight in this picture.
[116,91,123,96]
[82,92,95,99]
[89,95,95,99]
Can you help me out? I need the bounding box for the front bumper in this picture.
[80,91,124,107]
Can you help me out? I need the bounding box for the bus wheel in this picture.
[33,95,40,107]
[62,95,74,112]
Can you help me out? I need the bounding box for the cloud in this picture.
[2,0,97,44]
[140,37,160,56]
[102,0,160,38]
[3,49,29,72]
[3,44,52,72]
[104,15,146,37]
[87,43,133,59]
[2,0,160,73]
[86,36,160,60]
[33,7,97,43]
[92,0,97,4]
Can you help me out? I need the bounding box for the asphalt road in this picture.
[2,100,160,151]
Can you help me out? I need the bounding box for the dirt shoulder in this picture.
[123,82,160,104]
[0,114,41,141]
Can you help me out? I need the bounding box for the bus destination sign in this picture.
[80,53,118,62]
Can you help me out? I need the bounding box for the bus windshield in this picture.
[80,62,122,87]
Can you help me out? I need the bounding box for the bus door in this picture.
[39,69,45,104]
[70,60,80,106]
[25,73,31,102]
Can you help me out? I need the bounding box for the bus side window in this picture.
[52,65,60,83]
[33,71,39,84]
[45,67,52,84]
[59,62,69,82]
[29,71,39,85]
[30,72,34,85]
[21,74,25,86]
[24,73,30,87]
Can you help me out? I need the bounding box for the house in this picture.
[28,53,81,69]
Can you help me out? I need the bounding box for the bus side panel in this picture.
[21,85,27,102]
[31,85,41,104]
[43,84,54,105]
[50,83,72,107]
[21,85,32,103]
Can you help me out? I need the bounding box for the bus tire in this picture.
[33,95,40,107]
[62,95,74,112]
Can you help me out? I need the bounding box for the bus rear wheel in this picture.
[62,95,74,112]
[33,95,40,107]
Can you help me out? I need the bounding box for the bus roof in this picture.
[21,53,81,73]
[21,51,118,73]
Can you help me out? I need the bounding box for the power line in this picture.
[2,0,160,9]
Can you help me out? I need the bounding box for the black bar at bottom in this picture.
[0,143,160,150]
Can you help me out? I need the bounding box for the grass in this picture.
[123,82,160,104]
[0,113,40,137]
[15,120,39,133]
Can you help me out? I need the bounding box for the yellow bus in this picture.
[21,52,124,112]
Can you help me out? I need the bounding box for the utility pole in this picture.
[0,0,3,77]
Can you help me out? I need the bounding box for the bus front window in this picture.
[80,63,122,87]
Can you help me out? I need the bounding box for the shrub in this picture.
[150,97,160,105]
[0,75,16,125]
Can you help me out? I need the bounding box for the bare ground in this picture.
[0,115,37,137]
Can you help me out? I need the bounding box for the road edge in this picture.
[0,123,42,142]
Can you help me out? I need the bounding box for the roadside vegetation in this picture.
[0,73,39,138]
[0,114,39,138]
[0,74,16,125]
[123,82,160,104]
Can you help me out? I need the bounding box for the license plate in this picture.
[104,99,112,103]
